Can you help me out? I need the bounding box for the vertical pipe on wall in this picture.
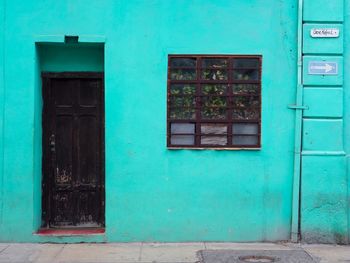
[291,0,304,242]
[0,0,6,226]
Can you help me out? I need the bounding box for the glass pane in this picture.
[233,69,259,81]
[170,84,196,95]
[232,109,260,120]
[232,84,259,95]
[171,123,195,134]
[232,136,259,146]
[233,123,259,135]
[171,135,195,145]
[201,84,227,95]
[202,96,227,107]
[201,136,227,146]
[201,108,227,120]
[233,58,260,68]
[170,108,196,120]
[170,69,196,80]
[232,96,260,108]
[201,69,228,80]
[170,58,196,67]
[201,124,227,134]
[170,96,195,107]
[202,58,228,68]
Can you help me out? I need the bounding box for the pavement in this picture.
[0,242,350,263]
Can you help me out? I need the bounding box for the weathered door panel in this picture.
[42,73,104,228]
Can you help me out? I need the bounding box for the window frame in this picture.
[167,54,262,149]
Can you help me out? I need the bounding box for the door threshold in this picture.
[36,228,105,236]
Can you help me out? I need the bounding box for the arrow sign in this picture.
[311,64,333,72]
[308,61,338,75]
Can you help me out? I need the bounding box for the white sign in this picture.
[310,28,339,38]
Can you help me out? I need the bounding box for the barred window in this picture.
[167,55,261,148]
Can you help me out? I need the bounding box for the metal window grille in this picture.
[167,55,262,148]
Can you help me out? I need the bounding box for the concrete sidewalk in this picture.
[0,242,349,263]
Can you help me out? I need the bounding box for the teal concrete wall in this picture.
[0,0,301,243]
[300,0,349,244]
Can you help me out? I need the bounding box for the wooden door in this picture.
[42,73,104,228]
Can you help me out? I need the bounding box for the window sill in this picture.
[35,228,105,236]
[167,147,261,151]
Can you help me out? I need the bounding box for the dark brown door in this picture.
[42,73,104,228]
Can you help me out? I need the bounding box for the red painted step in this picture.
[36,228,105,236]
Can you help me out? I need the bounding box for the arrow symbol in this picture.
[309,61,338,75]
[310,63,334,72]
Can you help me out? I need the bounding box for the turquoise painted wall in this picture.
[0,0,304,243]
[300,0,349,244]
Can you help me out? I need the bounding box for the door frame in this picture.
[41,72,105,228]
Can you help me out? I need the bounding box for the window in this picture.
[167,55,261,148]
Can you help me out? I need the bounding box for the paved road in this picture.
[0,242,349,263]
